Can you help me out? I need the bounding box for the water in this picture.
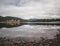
[0,0,60,39]
[0,25,59,39]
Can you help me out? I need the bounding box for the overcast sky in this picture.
[0,0,60,19]
[0,0,60,39]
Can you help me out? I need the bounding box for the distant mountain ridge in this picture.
[0,16,60,28]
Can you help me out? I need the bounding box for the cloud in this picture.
[0,0,60,19]
[0,0,20,6]
[0,6,52,19]
[0,0,60,39]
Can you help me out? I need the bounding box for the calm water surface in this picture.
[0,25,60,39]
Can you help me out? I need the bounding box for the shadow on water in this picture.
[0,22,60,28]
[0,23,22,28]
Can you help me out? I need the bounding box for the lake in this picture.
[0,25,60,39]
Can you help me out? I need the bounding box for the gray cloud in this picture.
[0,0,20,6]
[0,0,60,19]
[0,0,60,39]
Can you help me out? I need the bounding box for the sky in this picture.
[0,0,60,39]
[0,0,60,19]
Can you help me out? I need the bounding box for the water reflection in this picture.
[0,25,59,39]
[0,23,23,28]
